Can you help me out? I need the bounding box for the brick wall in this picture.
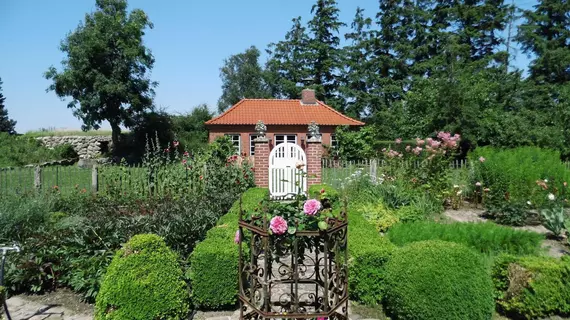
[306,140,323,186]
[253,139,270,187]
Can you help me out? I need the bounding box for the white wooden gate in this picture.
[269,142,307,198]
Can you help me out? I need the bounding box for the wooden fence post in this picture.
[370,159,377,183]
[34,166,42,192]
[91,165,99,193]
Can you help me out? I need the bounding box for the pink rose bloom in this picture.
[395,138,402,144]
[479,156,486,163]
[320,188,326,194]
[234,230,241,244]
[416,138,425,146]
[412,147,423,155]
[317,317,327,320]
[270,216,288,235]
[405,145,411,152]
[173,141,179,147]
[304,199,322,216]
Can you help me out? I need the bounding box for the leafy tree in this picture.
[217,46,271,113]
[516,0,570,85]
[0,77,17,134]
[44,0,157,149]
[171,104,214,151]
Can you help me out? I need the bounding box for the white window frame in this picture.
[225,134,241,154]
[249,134,259,156]
[330,134,338,149]
[274,134,297,146]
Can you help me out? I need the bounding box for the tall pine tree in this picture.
[516,0,570,85]
[0,77,17,135]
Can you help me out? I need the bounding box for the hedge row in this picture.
[493,254,570,319]
[189,187,268,309]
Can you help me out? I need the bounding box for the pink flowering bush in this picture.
[381,132,461,199]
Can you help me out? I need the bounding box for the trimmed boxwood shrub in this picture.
[348,208,395,305]
[189,188,269,309]
[387,221,544,255]
[493,254,570,319]
[95,234,189,320]
[384,240,494,320]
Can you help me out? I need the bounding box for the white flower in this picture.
[544,179,549,183]
[453,185,459,188]
[547,193,555,201]
[527,201,532,205]
[456,190,463,195]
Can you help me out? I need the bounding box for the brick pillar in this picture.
[306,138,323,186]
[254,137,270,187]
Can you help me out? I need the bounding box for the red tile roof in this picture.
[205,99,364,126]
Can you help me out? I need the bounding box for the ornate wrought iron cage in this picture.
[238,198,349,320]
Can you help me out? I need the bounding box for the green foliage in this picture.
[384,240,495,320]
[347,208,395,305]
[308,184,339,204]
[541,207,568,238]
[95,234,189,320]
[44,0,157,147]
[171,104,213,152]
[334,125,380,160]
[387,221,544,256]
[356,201,399,233]
[190,188,269,309]
[0,77,16,135]
[218,46,271,112]
[492,255,570,319]
[0,133,78,167]
[470,147,570,224]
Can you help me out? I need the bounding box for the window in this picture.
[249,135,259,155]
[330,134,338,149]
[225,134,241,154]
[275,134,297,145]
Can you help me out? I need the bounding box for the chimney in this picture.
[301,89,317,105]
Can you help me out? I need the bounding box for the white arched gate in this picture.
[269,142,307,198]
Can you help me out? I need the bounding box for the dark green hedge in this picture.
[384,240,495,320]
[189,188,268,309]
[95,234,189,320]
[493,254,570,319]
[348,208,395,305]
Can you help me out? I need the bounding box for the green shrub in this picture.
[189,188,269,309]
[95,234,189,320]
[356,201,400,232]
[309,184,340,204]
[470,147,570,216]
[348,208,396,305]
[387,221,544,256]
[384,240,494,320]
[0,132,76,167]
[492,255,570,319]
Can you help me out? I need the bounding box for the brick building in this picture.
[205,89,364,156]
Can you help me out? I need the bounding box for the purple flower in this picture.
[234,230,241,244]
[303,199,322,216]
[270,216,288,235]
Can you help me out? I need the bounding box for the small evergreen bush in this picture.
[387,221,544,255]
[384,240,494,320]
[493,254,570,319]
[95,234,189,320]
[348,208,395,305]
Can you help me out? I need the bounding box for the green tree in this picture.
[0,77,17,135]
[171,104,214,151]
[516,0,570,85]
[307,0,345,108]
[266,17,312,99]
[44,0,157,149]
[217,46,270,113]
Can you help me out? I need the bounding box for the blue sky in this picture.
[0,0,536,132]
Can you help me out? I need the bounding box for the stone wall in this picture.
[36,136,113,159]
